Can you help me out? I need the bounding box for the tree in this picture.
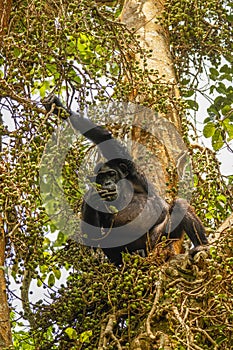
[0,0,13,347]
[0,0,232,349]
[0,0,12,43]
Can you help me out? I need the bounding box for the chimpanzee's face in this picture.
[96,167,118,201]
[89,162,129,202]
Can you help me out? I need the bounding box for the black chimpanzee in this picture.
[43,95,209,265]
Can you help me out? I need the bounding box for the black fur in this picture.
[43,95,208,265]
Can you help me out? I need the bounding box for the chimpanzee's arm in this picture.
[42,95,132,162]
[81,198,101,241]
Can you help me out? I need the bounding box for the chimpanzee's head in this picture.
[89,160,129,202]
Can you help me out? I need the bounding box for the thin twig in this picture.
[98,313,122,350]
[146,271,162,340]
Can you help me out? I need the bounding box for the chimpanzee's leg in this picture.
[167,198,208,247]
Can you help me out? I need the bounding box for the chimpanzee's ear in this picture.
[119,163,129,177]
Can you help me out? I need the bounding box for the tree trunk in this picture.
[0,0,13,341]
[0,218,12,348]
[0,0,12,44]
[119,0,186,197]
[119,0,179,106]
[119,3,189,347]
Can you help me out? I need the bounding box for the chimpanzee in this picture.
[43,95,209,265]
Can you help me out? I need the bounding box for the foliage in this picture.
[164,0,232,79]
[203,66,233,151]
[163,0,233,152]
[22,238,233,349]
[0,0,232,349]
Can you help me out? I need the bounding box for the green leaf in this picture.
[40,81,51,98]
[43,237,50,249]
[205,212,214,219]
[184,89,195,97]
[227,14,233,22]
[53,268,61,280]
[217,194,227,204]
[223,118,233,135]
[220,64,231,74]
[226,123,233,139]
[203,117,212,123]
[216,82,227,94]
[209,67,219,80]
[186,99,199,111]
[49,223,58,233]
[207,104,218,115]
[37,279,43,287]
[13,47,21,58]
[65,327,78,340]
[212,129,224,151]
[203,122,215,138]
[181,78,190,85]
[55,231,66,246]
[40,265,48,273]
[48,273,55,287]
[213,96,225,110]
[80,330,92,343]
[221,105,231,116]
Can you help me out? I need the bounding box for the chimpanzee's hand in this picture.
[42,94,69,119]
[85,188,110,213]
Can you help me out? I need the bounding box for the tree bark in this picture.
[0,1,13,346]
[0,218,12,348]
[119,0,185,197]
[0,0,12,44]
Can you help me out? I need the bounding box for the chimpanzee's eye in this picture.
[110,171,116,177]
[96,174,104,182]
